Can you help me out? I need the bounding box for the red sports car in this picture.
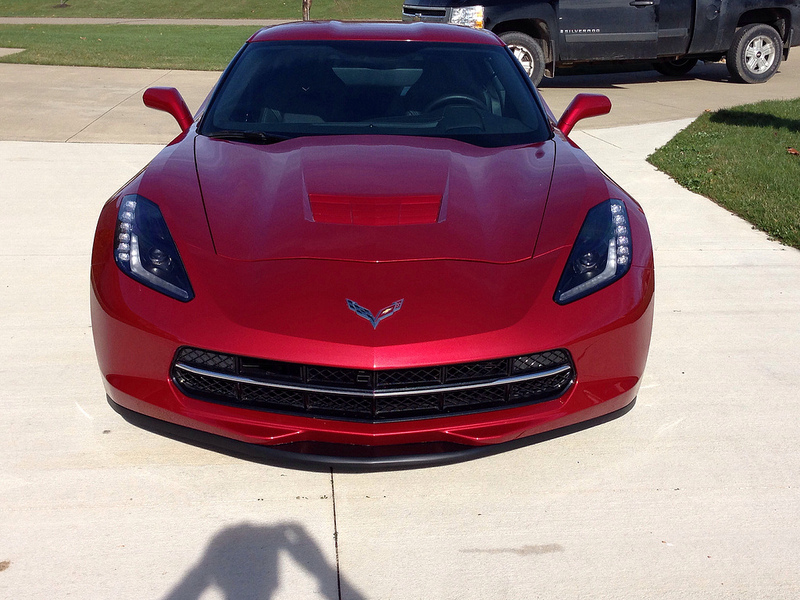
[91,21,654,466]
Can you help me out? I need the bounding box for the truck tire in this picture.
[726,23,783,83]
[500,32,545,86]
[653,58,698,77]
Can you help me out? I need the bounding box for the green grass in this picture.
[0,25,259,69]
[0,0,401,20]
[648,99,800,250]
[0,0,402,69]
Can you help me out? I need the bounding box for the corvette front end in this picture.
[91,22,654,465]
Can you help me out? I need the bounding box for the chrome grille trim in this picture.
[171,346,575,421]
[174,362,572,398]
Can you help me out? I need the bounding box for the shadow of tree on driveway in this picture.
[709,109,800,133]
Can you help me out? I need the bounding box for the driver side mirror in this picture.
[557,94,612,137]
[143,87,194,133]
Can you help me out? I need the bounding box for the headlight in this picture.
[449,5,484,28]
[554,199,632,305]
[114,194,194,302]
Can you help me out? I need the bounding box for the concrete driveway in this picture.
[1,57,799,599]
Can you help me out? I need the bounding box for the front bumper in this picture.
[91,262,654,456]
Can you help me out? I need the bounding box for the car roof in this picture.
[247,21,504,46]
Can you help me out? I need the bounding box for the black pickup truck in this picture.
[402,0,800,84]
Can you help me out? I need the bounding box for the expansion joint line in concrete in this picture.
[579,130,624,150]
[330,467,342,600]
[64,70,175,143]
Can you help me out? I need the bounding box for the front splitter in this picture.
[108,395,636,471]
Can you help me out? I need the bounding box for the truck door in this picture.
[557,0,658,61]
[656,0,694,56]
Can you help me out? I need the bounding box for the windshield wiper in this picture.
[205,130,289,145]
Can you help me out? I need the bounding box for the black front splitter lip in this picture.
[107,396,635,472]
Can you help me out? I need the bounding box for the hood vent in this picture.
[309,193,441,226]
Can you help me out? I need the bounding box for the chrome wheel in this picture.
[499,32,545,85]
[727,23,783,83]
[508,44,534,76]
[744,35,777,74]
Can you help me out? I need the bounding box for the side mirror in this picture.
[143,87,194,132]
[556,93,612,137]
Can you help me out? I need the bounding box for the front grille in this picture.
[171,346,575,422]
[401,5,449,22]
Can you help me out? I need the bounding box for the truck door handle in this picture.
[629,0,654,5]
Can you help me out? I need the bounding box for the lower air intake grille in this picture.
[171,347,574,422]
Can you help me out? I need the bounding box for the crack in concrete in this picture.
[460,543,565,556]
[330,467,342,600]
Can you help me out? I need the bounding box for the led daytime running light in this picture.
[555,199,632,304]
[113,194,194,302]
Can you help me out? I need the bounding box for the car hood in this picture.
[194,135,555,263]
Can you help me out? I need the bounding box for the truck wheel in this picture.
[726,23,783,83]
[500,32,545,86]
[653,58,698,77]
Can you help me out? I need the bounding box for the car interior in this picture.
[200,41,549,144]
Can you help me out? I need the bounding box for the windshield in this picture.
[200,40,551,148]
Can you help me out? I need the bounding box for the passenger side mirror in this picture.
[557,94,612,136]
[143,87,194,132]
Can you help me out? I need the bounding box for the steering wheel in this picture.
[424,94,486,113]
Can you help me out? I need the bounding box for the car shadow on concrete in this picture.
[160,522,365,600]
[538,61,732,89]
